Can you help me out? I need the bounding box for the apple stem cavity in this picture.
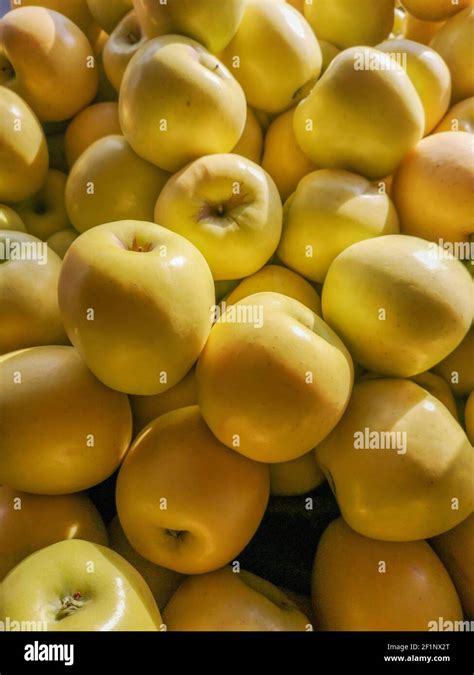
[56,592,85,620]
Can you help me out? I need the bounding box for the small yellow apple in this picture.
[433,329,474,396]
[15,170,69,241]
[154,153,282,280]
[103,10,148,92]
[46,228,79,259]
[232,107,263,164]
[434,97,474,133]
[65,102,122,167]
[402,0,471,21]
[270,451,325,497]
[10,0,101,43]
[87,0,133,34]
[0,204,26,232]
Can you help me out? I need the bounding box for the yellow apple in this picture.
[410,371,459,419]
[315,379,474,541]
[108,516,184,610]
[103,10,148,92]
[0,540,163,630]
[116,406,269,574]
[0,486,108,581]
[0,87,48,203]
[130,366,197,435]
[0,7,98,121]
[404,12,445,44]
[10,0,101,43]
[278,169,400,283]
[433,329,474,396]
[232,107,263,164]
[293,48,425,180]
[0,204,26,232]
[197,292,353,463]
[377,39,451,134]
[0,230,67,354]
[119,35,246,172]
[392,132,474,245]
[312,518,463,630]
[270,451,325,497]
[304,0,395,49]
[431,7,474,103]
[154,153,282,280]
[164,567,310,631]
[87,0,133,34]
[220,1,322,114]
[225,264,322,315]
[402,0,471,21]
[465,391,474,444]
[0,345,132,494]
[47,227,79,259]
[58,220,214,395]
[66,136,169,233]
[133,0,245,53]
[261,107,317,202]
[65,102,121,167]
[434,97,474,132]
[15,170,69,241]
[321,235,472,377]
[430,513,474,618]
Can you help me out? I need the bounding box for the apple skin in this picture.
[315,379,474,541]
[410,371,459,420]
[402,0,471,22]
[0,486,108,581]
[0,539,163,631]
[392,132,474,245]
[46,227,79,259]
[433,329,474,396]
[15,169,69,241]
[116,406,270,575]
[293,48,424,180]
[65,102,122,167]
[163,567,310,631]
[0,204,26,231]
[108,516,184,611]
[87,0,133,34]
[0,7,98,121]
[304,0,395,50]
[0,230,68,355]
[270,451,325,497]
[404,13,445,44]
[0,87,48,203]
[58,220,215,395]
[321,235,472,377]
[277,169,400,283]
[377,39,451,135]
[154,153,282,280]
[312,518,463,630]
[197,292,354,463]
[103,10,148,92]
[133,0,245,53]
[130,366,197,436]
[119,35,247,172]
[9,0,101,43]
[232,106,263,164]
[220,0,322,114]
[0,345,132,494]
[66,136,169,233]
[434,97,474,133]
[431,7,474,103]
[225,264,322,315]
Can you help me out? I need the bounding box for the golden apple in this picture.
[402,0,471,21]
[0,540,163,630]
[65,102,122,167]
[0,486,108,581]
[87,0,133,34]
[10,0,101,43]
[392,132,474,245]
[377,39,451,134]
[261,107,317,202]
[220,0,322,114]
[315,379,474,541]
[47,227,79,259]
[312,518,463,630]
[164,567,310,631]
[0,7,98,121]
[434,97,474,132]
[321,235,472,377]
[404,13,445,44]
[232,107,263,164]
[0,345,132,494]
[0,230,67,354]
[225,264,322,314]
[154,153,282,280]
[304,0,395,49]
[103,10,148,92]
[270,451,325,497]
[0,204,25,231]
[410,371,459,419]
[197,292,354,463]
[278,169,399,283]
[294,48,425,180]
[0,87,48,203]
[431,7,474,102]
[108,516,184,610]
[116,406,270,574]
[433,329,474,396]
[119,35,246,172]
[15,170,69,241]
[58,220,215,395]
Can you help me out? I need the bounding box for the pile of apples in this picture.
[0,0,473,632]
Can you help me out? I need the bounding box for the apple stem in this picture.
[56,592,85,620]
